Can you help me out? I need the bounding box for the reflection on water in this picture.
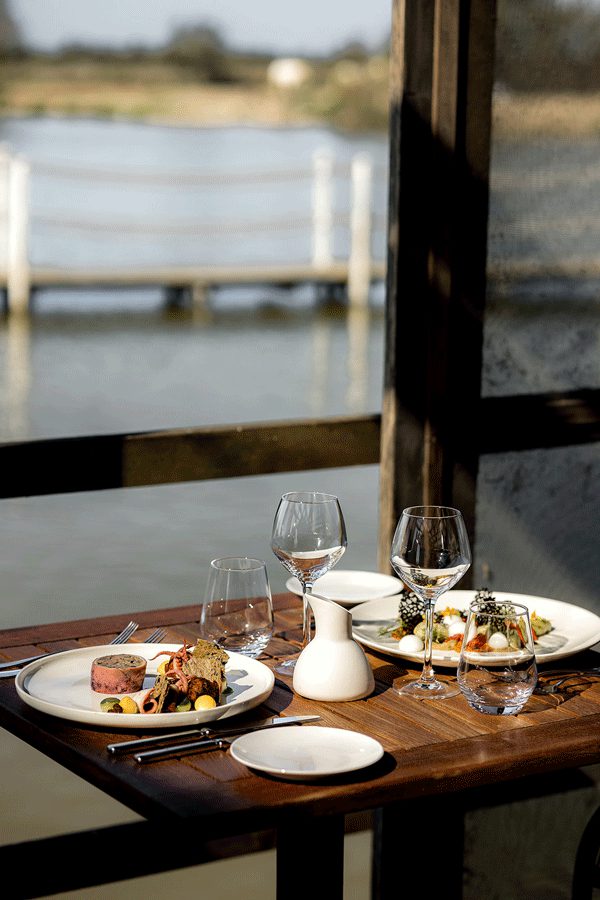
[2,314,30,439]
[346,307,370,412]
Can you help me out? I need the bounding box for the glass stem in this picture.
[421,600,436,683]
[302,583,313,646]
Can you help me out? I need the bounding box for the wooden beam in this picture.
[0,390,596,500]
[379,0,497,576]
[0,414,381,499]
[478,389,600,454]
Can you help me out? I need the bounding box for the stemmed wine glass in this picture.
[390,505,471,700]
[271,491,347,676]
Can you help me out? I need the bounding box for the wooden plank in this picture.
[0,821,275,897]
[10,261,387,289]
[0,385,598,500]
[379,0,435,568]
[122,415,380,488]
[479,388,600,453]
[0,414,381,498]
[378,0,497,579]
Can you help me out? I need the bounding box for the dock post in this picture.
[0,146,9,312]
[348,152,373,309]
[312,148,334,270]
[6,154,31,316]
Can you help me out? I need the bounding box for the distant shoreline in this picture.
[3,59,600,137]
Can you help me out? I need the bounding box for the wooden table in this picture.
[0,593,599,899]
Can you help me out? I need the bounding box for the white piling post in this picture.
[7,154,31,315]
[312,148,334,269]
[0,145,10,302]
[348,152,372,308]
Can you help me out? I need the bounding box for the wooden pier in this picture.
[0,147,386,315]
[8,260,387,311]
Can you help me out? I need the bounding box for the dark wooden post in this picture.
[378,0,497,575]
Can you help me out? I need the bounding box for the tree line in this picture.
[3,0,600,92]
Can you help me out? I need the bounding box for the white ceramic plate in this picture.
[351,591,600,668]
[15,643,275,729]
[286,570,403,608]
[229,726,384,780]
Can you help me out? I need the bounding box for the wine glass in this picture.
[271,491,347,676]
[199,557,274,658]
[390,505,471,699]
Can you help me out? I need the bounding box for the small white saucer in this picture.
[285,570,402,608]
[229,726,384,780]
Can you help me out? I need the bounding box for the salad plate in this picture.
[15,642,274,729]
[286,570,402,608]
[229,726,384,780]
[351,591,600,668]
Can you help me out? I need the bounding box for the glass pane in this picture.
[0,464,380,628]
[478,1,600,614]
[475,444,599,610]
[485,0,600,396]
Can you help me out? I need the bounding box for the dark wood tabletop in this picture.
[1,592,599,899]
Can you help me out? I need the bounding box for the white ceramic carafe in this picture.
[292,592,375,701]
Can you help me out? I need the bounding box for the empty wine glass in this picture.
[271,491,347,676]
[390,505,471,699]
[199,557,274,658]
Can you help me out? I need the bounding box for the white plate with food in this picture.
[351,591,600,668]
[229,726,384,780]
[286,570,403,608]
[15,642,275,729]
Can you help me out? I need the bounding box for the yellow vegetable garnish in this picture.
[118,696,139,714]
[194,695,217,710]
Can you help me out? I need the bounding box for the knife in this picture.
[107,714,320,758]
[133,714,321,764]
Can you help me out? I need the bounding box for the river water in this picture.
[0,116,598,628]
[0,116,598,899]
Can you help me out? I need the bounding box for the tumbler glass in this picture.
[457,600,537,715]
[200,557,274,658]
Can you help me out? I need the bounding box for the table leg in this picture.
[372,798,465,899]
[277,813,345,900]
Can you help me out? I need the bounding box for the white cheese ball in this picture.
[488,631,509,650]
[398,633,424,653]
[446,620,465,637]
[443,614,463,626]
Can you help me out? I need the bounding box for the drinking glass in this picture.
[457,600,537,715]
[199,557,274,658]
[271,491,347,676]
[390,505,471,699]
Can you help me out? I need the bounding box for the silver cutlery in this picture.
[0,624,166,679]
[535,667,600,695]
[0,620,139,672]
[107,713,319,756]
[107,714,321,763]
[141,627,167,644]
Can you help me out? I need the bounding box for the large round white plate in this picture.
[286,570,402,608]
[15,643,274,729]
[229,726,384,780]
[351,591,600,668]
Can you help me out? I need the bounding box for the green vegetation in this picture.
[4,1,600,133]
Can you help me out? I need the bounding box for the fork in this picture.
[0,620,139,671]
[535,668,600,694]
[0,624,167,679]
[142,627,167,644]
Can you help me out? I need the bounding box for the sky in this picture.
[10,0,392,56]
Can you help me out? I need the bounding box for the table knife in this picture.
[107,714,320,757]
[133,714,321,763]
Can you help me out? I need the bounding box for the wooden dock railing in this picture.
[0,146,387,315]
